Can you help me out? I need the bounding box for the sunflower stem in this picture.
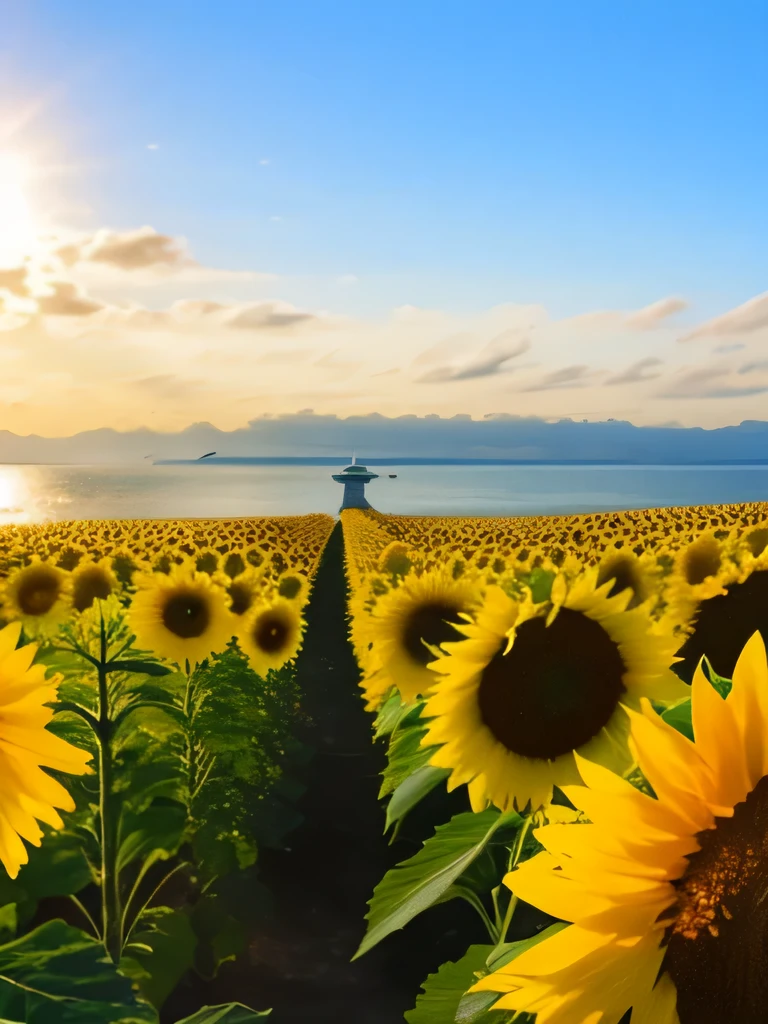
[54,700,100,735]
[66,893,100,939]
[490,885,502,934]
[182,659,197,819]
[96,610,122,963]
[496,893,519,944]
[490,812,537,948]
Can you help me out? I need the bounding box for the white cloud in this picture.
[681,292,768,341]
[558,296,688,333]
[625,297,687,329]
[3,224,768,433]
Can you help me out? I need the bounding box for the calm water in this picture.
[1,463,768,523]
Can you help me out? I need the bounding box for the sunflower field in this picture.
[343,503,768,1023]
[4,503,768,1022]
[0,514,334,1023]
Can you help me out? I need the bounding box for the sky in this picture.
[0,0,767,437]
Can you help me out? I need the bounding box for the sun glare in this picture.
[0,152,38,266]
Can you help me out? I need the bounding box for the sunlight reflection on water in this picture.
[3,462,768,523]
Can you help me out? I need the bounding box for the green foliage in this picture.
[0,828,96,930]
[385,764,452,832]
[1,593,309,1020]
[354,809,521,958]
[373,691,422,740]
[404,944,497,1024]
[126,907,198,1009]
[107,660,173,677]
[702,658,732,698]
[116,806,186,875]
[378,715,436,800]
[189,647,307,871]
[172,1004,271,1022]
[0,920,156,1023]
[661,696,693,741]
[404,925,569,1024]
[522,567,556,604]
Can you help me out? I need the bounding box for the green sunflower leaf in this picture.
[404,944,496,1023]
[385,764,451,832]
[126,907,198,1010]
[0,919,157,1023]
[379,721,436,799]
[116,804,187,875]
[106,660,173,676]
[373,692,405,739]
[452,924,569,1022]
[170,1004,271,1022]
[353,808,521,959]
[660,697,693,741]
[702,657,732,698]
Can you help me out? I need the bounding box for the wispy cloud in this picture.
[559,296,688,333]
[605,357,664,385]
[225,303,317,331]
[520,364,594,391]
[658,364,768,399]
[0,268,31,298]
[681,292,768,341]
[416,334,530,383]
[739,359,768,375]
[625,297,687,329]
[56,226,191,270]
[37,282,103,317]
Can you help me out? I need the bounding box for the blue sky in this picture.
[6,0,767,317]
[0,2,767,435]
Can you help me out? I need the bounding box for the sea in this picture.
[2,461,768,523]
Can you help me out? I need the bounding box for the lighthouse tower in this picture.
[331,454,379,512]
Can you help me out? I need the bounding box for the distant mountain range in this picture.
[1,413,768,465]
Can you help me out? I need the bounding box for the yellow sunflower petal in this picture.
[630,972,681,1024]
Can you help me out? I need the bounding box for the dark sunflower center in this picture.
[18,567,62,616]
[227,582,253,616]
[476,608,626,761]
[746,528,768,558]
[196,552,218,575]
[683,540,721,587]
[73,569,112,611]
[675,570,768,682]
[596,556,645,608]
[401,601,464,665]
[162,593,210,639]
[664,775,768,1024]
[278,575,302,600]
[254,613,289,654]
[223,552,246,578]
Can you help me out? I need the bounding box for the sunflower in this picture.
[214,567,266,618]
[595,545,658,610]
[423,572,685,813]
[0,622,92,877]
[663,533,735,629]
[71,557,118,612]
[276,571,307,603]
[237,597,303,677]
[671,531,768,681]
[128,565,234,667]
[471,632,768,1024]
[376,541,413,578]
[360,568,482,704]
[2,559,72,634]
